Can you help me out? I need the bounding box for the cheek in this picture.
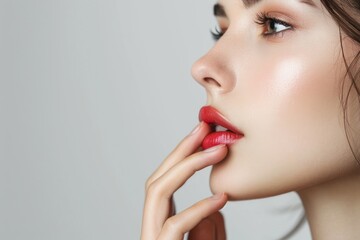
[210,52,357,200]
[250,54,340,117]
[244,52,343,144]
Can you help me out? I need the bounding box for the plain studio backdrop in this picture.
[0,0,311,239]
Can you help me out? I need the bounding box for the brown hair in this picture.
[320,0,360,164]
[282,1,360,239]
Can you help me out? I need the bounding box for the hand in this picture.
[141,122,228,240]
[187,211,227,240]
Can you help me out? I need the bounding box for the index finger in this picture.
[147,121,211,187]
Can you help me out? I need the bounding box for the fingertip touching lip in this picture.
[199,106,244,149]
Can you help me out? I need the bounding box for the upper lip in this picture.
[199,106,243,135]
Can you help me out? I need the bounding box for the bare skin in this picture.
[141,0,360,239]
[299,171,360,239]
[141,122,228,240]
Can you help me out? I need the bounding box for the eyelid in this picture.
[210,17,229,41]
[210,11,297,41]
[255,11,295,39]
[256,11,297,29]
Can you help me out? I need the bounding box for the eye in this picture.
[210,26,225,41]
[255,12,293,37]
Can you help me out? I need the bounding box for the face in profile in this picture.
[192,0,360,200]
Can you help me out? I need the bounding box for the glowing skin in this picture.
[191,0,360,238]
[192,0,360,200]
[141,1,360,239]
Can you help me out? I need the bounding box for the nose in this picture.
[191,39,236,95]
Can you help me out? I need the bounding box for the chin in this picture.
[209,157,357,202]
[209,162,302,201]
[207,149,282,201]
[207,139,358,201]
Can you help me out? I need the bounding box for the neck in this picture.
[298,170,360,240]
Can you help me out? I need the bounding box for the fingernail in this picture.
[211,192,224,200]
[203,144,225,153]
[189,122,202,135]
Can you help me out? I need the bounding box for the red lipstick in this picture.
[199,106,244,150]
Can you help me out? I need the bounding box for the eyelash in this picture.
[211,26,224,41]
[210,12,293,41]
[255,12,293,37]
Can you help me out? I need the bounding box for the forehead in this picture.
[215,0,320,19]
[217,0,318,9]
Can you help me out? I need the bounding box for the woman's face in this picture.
[192,0,360,200]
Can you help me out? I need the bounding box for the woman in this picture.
[141,0,360,239]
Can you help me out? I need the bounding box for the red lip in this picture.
[199,106,244,149]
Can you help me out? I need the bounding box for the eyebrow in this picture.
[214,3,226,17]
[214,0,316,16]
[242,0,262,8]
[242,0,316,8]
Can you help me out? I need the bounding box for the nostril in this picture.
[204,77,221,87]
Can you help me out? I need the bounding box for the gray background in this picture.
[0,0,311,239]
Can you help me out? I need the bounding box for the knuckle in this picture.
[164,216,182,234]
[145,177,154,192]
[145,180,163,196]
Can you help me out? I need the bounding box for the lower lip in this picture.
[202,131,243,150]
